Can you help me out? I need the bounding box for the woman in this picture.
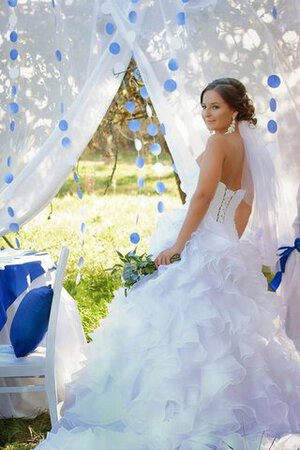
[37,79,300,450]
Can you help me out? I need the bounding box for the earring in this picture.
[225,116,236,135]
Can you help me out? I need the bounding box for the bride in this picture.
[37,78,300,450]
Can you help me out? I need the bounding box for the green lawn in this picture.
[0,151,179,449]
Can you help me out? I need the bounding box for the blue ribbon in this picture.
[269,237,300,292]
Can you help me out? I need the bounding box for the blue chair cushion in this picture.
[10,285,53,358]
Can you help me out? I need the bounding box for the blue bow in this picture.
[269,237,300,292]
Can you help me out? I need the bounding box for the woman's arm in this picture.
[154,135,227,267]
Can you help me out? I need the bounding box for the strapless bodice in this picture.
[207,181,245,227]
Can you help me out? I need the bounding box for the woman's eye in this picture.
[212,105,219,109]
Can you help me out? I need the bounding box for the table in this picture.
[0,249,87,418]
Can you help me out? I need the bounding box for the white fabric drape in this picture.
[0,0,299,249]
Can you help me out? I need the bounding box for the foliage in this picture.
[108,249,181,295]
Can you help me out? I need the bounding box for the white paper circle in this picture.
[154,162,164,175]
[9,15,18,27]
[101,2,111,14]
[146,104,153,117]
[134,138,142,151]
[171,36,183,50]
[127,30,136,43]
[9,66,20,79]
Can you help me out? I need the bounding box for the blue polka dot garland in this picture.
[55,50,62,62]
[9,223,19,233]
[8,206,15,217]
[9,102,19,114]
[271,6,278,19]
[10,121,15,132]
[176,12,185,25]
[128,10,137,23]
[267,120,277,133]
[157,201,164,213]
[10,31,18,42]
[125,101,135,113]
[150,143,161,156]
[164,79,177,92]
[61,137,72,148]
[156,181,166,194]
[109,42,121,55]
[59,119,68,131]
[137,177,144,188]
[168,59,179,71]
[4,173,14,184]
[105,22,116,35]
[267,74,281,88]
[140,86,149,99]
[129,119,140,132]
[147,123,158,136]
[130,232,140,244]
[136,156,144,168]
[10,49,18,60]
[8,0,18,6]
[269,98,277,112]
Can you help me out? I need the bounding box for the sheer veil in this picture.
[239,121,279,268]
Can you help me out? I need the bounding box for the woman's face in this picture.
[201,89,236,134]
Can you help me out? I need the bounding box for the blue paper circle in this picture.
[125,101,135,113]
[267,74,281,88]
[10,49,18,60]
[136,156,144,168]
[11,85,17,95]
[267,120,278,133]
[77,187,83,199]
[55,50,62,62]
[109,42,121,55]
[129,119,140,132]
[10,121,15,132]
[9,222,19,233]
[59,119,68,131]
[176,12,185,25]
[8,0,17,6]
[156,181,166,194]
[164,79,177,92]
[150,143,161,156]
[77,256,84,268]
[15,237,20,248]
[10,31,18,42]
[80,222,86,234]
[168,59,179,71]
[73,172,79,183]
[105,22,116,34]
[137,177,144,188]
[61,137,72,148]
[8,102,19,114]
[140,86,149,99]
[131,0,139,3]
[7,156,12,167]
[271,6,278,19]
[8,206,15,217]
[160,123,166,136]
[269,98,277,112]
[147,123,158,136]
[182,0,189,2]
[157,201,164,213]
[4,173,14,184]
[128,10,137,23]
[130,232,140,244]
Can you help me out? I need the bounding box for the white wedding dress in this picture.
[37,179,300,450]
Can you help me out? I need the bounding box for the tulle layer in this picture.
[37,215,300,450]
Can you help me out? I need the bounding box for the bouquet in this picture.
[108,249,181,296]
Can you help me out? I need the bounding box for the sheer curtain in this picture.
[0,0,299,245]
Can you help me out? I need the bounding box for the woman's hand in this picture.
[154,245,182,268]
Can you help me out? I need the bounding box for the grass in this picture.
[0,150,179,449]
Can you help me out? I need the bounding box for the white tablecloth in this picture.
[0,251,86,418]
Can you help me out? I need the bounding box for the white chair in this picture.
[0,246,69,426]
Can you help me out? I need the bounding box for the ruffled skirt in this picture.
[37,211,300,450]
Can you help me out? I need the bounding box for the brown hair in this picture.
[200,78,257,125]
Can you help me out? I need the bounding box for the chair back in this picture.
[45,246,69,372]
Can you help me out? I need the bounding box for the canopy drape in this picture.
[0,0,299,242]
